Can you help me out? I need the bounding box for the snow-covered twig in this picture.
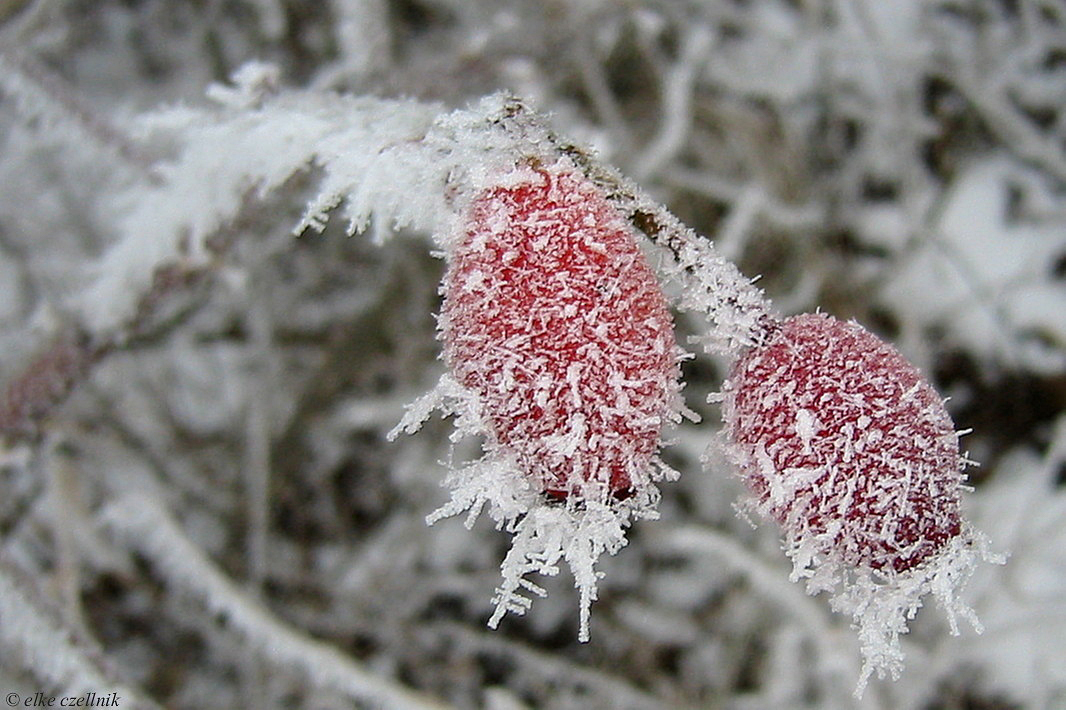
[633,26,712,181]
[0,331,103,440]
[0,561,160,710]
[953,71,1066,185]
[661,525,864,693]
[0,46,156,174]
[100,492,453,710]
[426,621,667,710]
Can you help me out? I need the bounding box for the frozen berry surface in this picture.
[725,312,964,573]
[440,163,678,499]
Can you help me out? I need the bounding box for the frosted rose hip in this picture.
[439,164,678,499]
[724,312,965,573]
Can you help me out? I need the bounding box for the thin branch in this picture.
[657,524,879,708]
[0,46,159,176]
[0,331,106,442]
[0,264,207,443]
[101,491,454,710]
[952,70,1066,185]
[425,621,668,710]
[0,560,162,710]
[633,26,713,181]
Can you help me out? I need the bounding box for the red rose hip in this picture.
[439,162,679,500]
[723,312,965,574]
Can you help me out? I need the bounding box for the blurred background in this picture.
[0,1,1064,708]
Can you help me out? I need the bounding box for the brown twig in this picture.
[0,331,107,442]
[0,264,210,443]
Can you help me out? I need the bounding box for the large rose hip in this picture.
[439,163,678,500]
[724,312,965,573]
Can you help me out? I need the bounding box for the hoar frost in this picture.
[375,96,1002,689]
[391,159,689,640]
[720,312,1003,694]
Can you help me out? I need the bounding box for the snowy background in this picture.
[1,1,1064,709]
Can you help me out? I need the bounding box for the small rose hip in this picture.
[439,162,679,501]
[723,312,966,574]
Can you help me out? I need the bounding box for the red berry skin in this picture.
[439,164,678,499]
[724,313,964,573]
